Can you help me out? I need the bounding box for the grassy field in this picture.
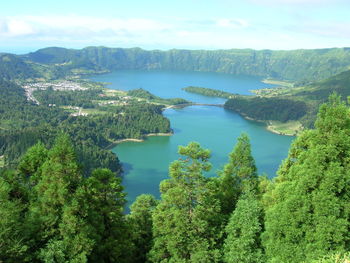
[267,120,303,136]
[0,155,4,168]
[102,88,127,96]
[81,108,108,115]
[262,78,295,88]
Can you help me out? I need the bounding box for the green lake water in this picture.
[90,70,295,205]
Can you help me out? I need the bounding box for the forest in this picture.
[224,96,308,122]
[0,79,170,175]
[1,45,350,262]
[127,88,189,105]
[1,94,350,262]
[223,69,350,129]
[183,86,237,98]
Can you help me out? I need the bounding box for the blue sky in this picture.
[0,0,349,53]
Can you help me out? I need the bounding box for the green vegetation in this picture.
[262,78,294,88]
[3,45,350,134]
[309,253,350,263]
[217,133,258,216]
[231,70,350,131]
[34,88,101,108]
[2,45,350,261]
[150,142,222,262]
[127,88,189,105]
[0,155,4,168]
[0,53,38,80]
[262,94,350,262]
[183,86,237,98]
[1,95,350,262]
[223,191,265,263]
[0,79,170,175]
[0,135,131,262]
[23,46,350,82]
[224,96,308,122]
[266,120,303,136]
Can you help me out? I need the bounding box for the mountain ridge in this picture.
[19,46,350,82]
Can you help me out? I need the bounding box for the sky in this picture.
[0,0,349,53]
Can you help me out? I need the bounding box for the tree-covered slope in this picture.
[23,46,350,82]
[2,96,350,262]
[224,97,308,123]
[0,79,170,174]
[293,69,350,101]
[224,69,350,129]
[0,53,38,80]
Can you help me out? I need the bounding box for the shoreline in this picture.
[230,110,298,136]
[90,74,297,138]
[105,132,173,149]
[245,116,298,136]
[265,124,296,136]
[261,78,294,88]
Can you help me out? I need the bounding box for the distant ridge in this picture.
[21,46,350,82]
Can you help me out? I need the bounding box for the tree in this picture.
[128,194,158,263]
[32,134,81,239]
[218,133,258,216]
[223,191,265,263]
[81,168,132,263]
[263,94,350,262]
[0,170,28,262]
[18,141,48,186]
[149,142,223,263]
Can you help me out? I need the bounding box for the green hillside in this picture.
[225,69,350,130]
[23,46,350,82]
[0,53,38,80]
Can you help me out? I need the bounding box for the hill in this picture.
[22,46,350,82]
[0,53,38,80]
[224,69,350,132]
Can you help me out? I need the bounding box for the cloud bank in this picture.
[0,14,348,51]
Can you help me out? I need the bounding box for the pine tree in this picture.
[0,170,28,262]
[149,142,223,263]
[32,134,82,240]
[18,141,48,182]
[263,94,350,262]
[218,133,258,216]
[223,191,265,263]
[128,194,158,263]
[80,168,132,263]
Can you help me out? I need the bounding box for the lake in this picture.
[90,70,294,205]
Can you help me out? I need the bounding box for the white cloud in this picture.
[298,22,350,39]
[0,14,348,51]
[24,15,167,32]
[0,18,35,37]
[0,15,169,40]
[216,18,248,28]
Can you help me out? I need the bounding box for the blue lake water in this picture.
[90,70,294,205]
[90,69,274,104]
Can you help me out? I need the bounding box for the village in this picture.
[21,80,143,117]
[22,81,88,105]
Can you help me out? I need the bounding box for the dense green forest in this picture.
[22,46,350,82]
[225,69,350,129]
[2,46,350,261]
[1,95,350,262]
[0,53,38,80]
[183,86,237,98]
[0,79,170,174]
[33,88,101,108]
[224,97,308,122]
[127,88,189,105]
